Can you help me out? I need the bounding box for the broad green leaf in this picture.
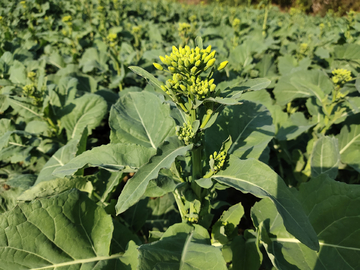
[338,124,360,173]
[231,232,261,270]
[212,156,319,251]
[274,69,332,106]
[311,136,339,179]
[8,60,27,85]
[138,223,227,270]
[129,66,163,91]
[239,78,271,91]
[278,55,311,76]
[0,174,36,213]
[7,96,43,118]
[18,176,93,201]
[0,131,40,165]
[35,139,80,184]
[333,43,360,63]
[356,79,360,93]
[116,137,192,215]
[251,175,360,270]
[109,91,176,148]
[53,143,156,177]
[211,202,244,244]
[79,47,109,73]
[276,112,316,141]
[145,193,180,233]
[60,94,107,139]
[0,189,131,269]
[205,100,274,160]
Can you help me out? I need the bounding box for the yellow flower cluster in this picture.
[61,15,72,23]
[299,43,308,55]
[176,122,195,145]
[154,45,228,104]
[210,150,227,172]
[232,18,241,29]
[23,84,37,99]
[27,71,36,81]
[20,1,26,8]
[332,69,352,85]
[178,22,191,32]
[159,45,215,75]
[107,33,117,42]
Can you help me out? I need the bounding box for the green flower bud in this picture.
[159,56,167,64]
[153,63,163,71]
[171,61,178,67]
[161,85,167,92]
[195,60,201,67]
[168,67,176,73]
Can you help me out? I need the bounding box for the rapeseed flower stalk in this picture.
[332,69,352,86]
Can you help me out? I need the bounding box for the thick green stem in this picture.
[191,146,203,199]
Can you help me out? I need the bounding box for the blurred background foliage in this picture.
[178,0,360,16]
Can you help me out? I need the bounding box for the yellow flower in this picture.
[332,69,352,85]
[178,22,191,32]
[299,43,308,55]
[107,33,117,42]
[61,15,72,23]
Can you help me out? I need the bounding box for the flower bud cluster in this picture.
[176,122,195,145]
[107,33,117,47]
[210,150,227,172]
[332,69,352,85]
[160,45,216,75]
[154,45,222,101]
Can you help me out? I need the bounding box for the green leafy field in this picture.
[1,0,360,269]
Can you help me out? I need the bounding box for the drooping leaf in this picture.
[311,136,339,179]
[116,137,192,215]
[53,143,156,177]
[109,90,176,148]
[211,156,319,251]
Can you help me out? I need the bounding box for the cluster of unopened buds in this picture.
[332,69,352,86]
[210,150,227,172]
[176,122,195,145]
[153,45,228,102]
[107,33,117,47]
